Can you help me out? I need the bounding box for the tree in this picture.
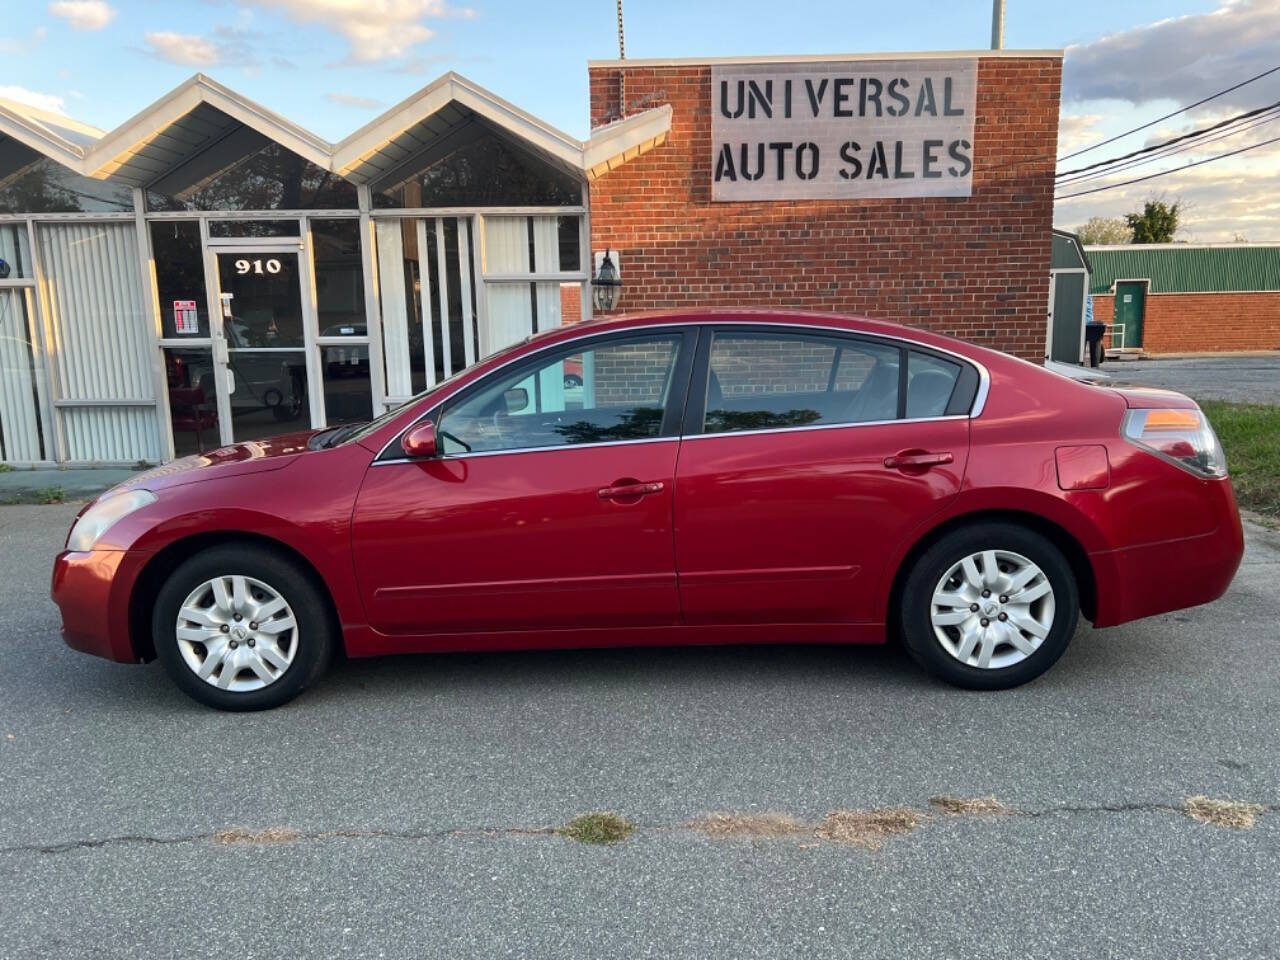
[1126,198,1181,243]
[1076,216,1131,245]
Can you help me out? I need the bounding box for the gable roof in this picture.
[0,73,671,191]
[1085,243,1280,295]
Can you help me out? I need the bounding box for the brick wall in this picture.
[559,282,581,326]
[587,57,1061,360]
[1091,292,1280,353]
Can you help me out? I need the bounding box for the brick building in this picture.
[586,51,1063,361]
[1086,244,1280,354]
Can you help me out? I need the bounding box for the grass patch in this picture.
[214,826,301,845]
[0,463,12,473]
[36,486,65,504]
[1200,401,1280,519]
[688,812,809,838]
[1182,796,1266,830]
[559,812,635,845]
[929,795,1009,816]
[815,808,926,850]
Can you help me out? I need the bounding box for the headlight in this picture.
[1121,408,1227,478]
[66,490,157,552]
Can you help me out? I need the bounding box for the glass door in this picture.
[212,247,313,443]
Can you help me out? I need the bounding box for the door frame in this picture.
[203,236,321,444]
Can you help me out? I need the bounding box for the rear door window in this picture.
[700,332,901,434]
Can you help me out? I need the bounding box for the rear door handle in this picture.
[883,450,954,470]
[597,480,665,499]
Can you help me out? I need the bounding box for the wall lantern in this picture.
[592,249,622,313]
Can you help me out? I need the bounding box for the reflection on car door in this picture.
[350,330,695,636]
[673,327,971,626]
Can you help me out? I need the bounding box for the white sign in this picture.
[711,58,978,202]
[173,300,199,334]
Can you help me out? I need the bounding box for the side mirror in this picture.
[503,387,529,413]
[401,421,438,459]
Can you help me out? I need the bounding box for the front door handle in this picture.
[883,450,954,470]
[597,480,665,500]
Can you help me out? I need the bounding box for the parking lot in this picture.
[3,502,1279,959]
[1111,353,1280,405]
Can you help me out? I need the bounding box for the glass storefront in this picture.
[147,142,357,212]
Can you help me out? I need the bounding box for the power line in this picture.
[1055,133,1280,199]
[1057,98,1280,178]
[1057,64,1280,163]
[1056,106,1280,186]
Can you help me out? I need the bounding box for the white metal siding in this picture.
[38,222,161,462]
[0,290,42,461]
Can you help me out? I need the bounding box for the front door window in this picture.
[215,251,310,441]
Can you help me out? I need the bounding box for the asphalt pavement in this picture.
[2,503,1278,959]
[1110,353,1280,405]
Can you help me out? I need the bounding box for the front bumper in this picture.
[51,549,147,663]
[1090,478,1245,628]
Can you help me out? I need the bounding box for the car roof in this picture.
[528,309,990,362]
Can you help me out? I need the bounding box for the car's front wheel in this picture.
[152,544,334,710]
[900,522,1079,689]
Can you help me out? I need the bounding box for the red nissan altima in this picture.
[51,311,1243,710]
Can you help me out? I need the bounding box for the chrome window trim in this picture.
[372,318,992,462]
[682,413,970,443]
[373,434,679,466]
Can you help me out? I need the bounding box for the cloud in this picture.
[47,0,118,30]
[144,31,222,67]
[143,27,260,67]
[1063,1,1280,112]
[325,92,383,109]
[0,85,67,114]
[239,0,476,62]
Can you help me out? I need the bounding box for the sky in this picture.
[1,0,1277,240]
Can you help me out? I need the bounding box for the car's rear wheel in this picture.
[900,522,1079,689]
[152,544,333,710]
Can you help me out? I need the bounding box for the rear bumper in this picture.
[51,549,145,663]
[1091,478,1245,627]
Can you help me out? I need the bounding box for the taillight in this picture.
[1121,407,1227,478]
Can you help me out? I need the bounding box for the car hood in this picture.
[110,430,318,495]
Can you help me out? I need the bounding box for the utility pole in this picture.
[991,0,1005,49]
[616,0,627,116]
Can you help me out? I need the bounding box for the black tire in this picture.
[900,522,1079,690]
[151,544,334,710]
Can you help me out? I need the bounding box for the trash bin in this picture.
[1085,322,1106,367]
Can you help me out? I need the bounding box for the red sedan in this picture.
[51,311,1243,710]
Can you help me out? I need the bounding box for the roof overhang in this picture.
[333,72,672,185]
[0,98,100,172]
[81,74,333,188]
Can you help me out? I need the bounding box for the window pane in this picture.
[208,219,300,238]
[147,142,357,211]
[151,221,209,338]
[0,154,132,214]
[163,348,218,457]
[0,289,47,461]
[906,352,961,418]
[558,215,580,272]
[374,132,582,208]
[439,336,679,454]
[704,333,900,434]
[312,219,366,337]
[0,223,33,280]
[322,344,372,424]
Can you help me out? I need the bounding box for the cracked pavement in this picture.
[3,504,1279,959]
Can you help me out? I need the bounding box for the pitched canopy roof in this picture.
[0,72,670,192]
